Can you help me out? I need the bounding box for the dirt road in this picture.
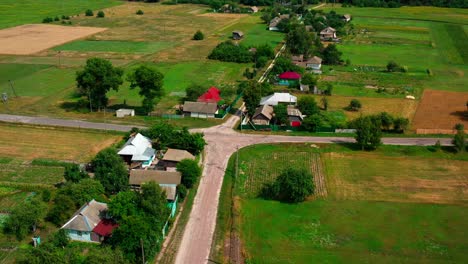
[174,115,453,264]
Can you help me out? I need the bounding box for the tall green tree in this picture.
[108,191,140,220]
[176,159,202,188]
[3,198,47,240]
[262,168,315,203]
[297,96,320,116]
[242,81,262,117]
[273,104,289,125]
[128,65,164,114]
[76,58,123,111]
[286,25,314,57]
[452,124,466,153]
[59,179,105,206]
[63,163,88,183]
[184,84,205,101]
[46,194,75,226]
[92,148,129,194]
[354,115,382,150]
[140,182,170,226]
[322,44,343,65]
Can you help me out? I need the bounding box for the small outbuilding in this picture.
[232,31,244,40]
[278,71,301,86]
[260,92,297,106]
[305,56,323,71]
[320,27,337,40]
[197,86,221,103]
[287,106,303,127]
[116,108,135,118]
[161,148,195,169]
[342,14,351,22]
[252,105,274,125]
[249,6,258,13]
[182,101,218,118]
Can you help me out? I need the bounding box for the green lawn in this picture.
[213,143,468,263]
[0,0,122,29]
[0,163,64,185]
[53,40,173,54]
[239,23,284,48]
[0,64,51,85]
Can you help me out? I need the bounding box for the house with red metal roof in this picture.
[197,86,222,103]
[278,71,301,86]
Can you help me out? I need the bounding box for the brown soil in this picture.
[413,89,468,133]
[0,24,106,55]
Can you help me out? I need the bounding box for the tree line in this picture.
[341,0,467,8]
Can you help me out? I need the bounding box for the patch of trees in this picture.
[298,96,345,132]
[302,9,348,34]
[452,124,466,153]
[92,147,129,194]
[261,167,315,203]
[97,11,105,18]
[271,56,304,76]
[127,65,165,114]
[341,0,467,8]
[346,99,362,111]
[208,41,275,64]
[176,159,202,188]
[3,197,47,240]
[240,81,273,117]
[286,24,317,58]
[85,9,94,16]
[140,122,206,155]
[322,44,343,65]
[184,84,206,101]
[193,30,204,40]
[386,61,408,73]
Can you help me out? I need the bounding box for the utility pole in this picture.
[140,238,145,264]
[8,80,18,97]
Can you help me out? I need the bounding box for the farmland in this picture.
[213,143,468,263]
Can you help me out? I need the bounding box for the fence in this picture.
[239,122,335,132]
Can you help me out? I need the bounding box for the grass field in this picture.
[0,0,122,29]
[53,40,173,54]
[0,124,122,162]
[213,143,468,263]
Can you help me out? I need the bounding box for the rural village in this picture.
[0,0,467,264]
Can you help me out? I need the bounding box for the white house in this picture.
[305,56,323,71]
[116,108,135,118]
[260,93,297,106]
[182,101,218,118]
[320,27,337,40]
[118,133,155,168]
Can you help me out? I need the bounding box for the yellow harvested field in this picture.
[0,124,122,162]
[0,24,106,55]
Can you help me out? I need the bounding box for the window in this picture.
[77,231,82,236]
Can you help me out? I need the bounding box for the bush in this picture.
[261,168,314,203]
[208,41,253,63]
[452,124,465,153]
[54,16,60,21]
[41,189,51,202]
[193,30,204,40]
[61,15,70,20]
[97,11,105,18]
[177,184,188,201]
[176,159,201,189]
[136,10,144,15]
[42,17,53,23]
[85,9,94,16]
[346,99,362,111]
[255,56,268,68]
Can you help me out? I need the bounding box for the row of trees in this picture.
[341,0,467,8]
[76,58,164,114]
[208,41,275,64]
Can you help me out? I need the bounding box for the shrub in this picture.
[255,56,268,68]
[54,16,60,21]
[61,15,70,20]
[176,159,201,189]
[85,9,94,16]
[452,124,465,153]
[386,61,399,72]
[261,168,314,203]
[193,30,204,40]
[177,184,188,201]
[136,10,144,15]
[97,11,105,18]
[346,99,362,111]
[42,17,53,23]
[208,41,253,63]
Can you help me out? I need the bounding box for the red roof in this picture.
[197,87,221,103]
[279,72,301,80]
[92,219,119,237]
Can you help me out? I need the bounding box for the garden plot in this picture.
[0,24,106,55]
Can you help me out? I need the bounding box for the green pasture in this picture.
[0,64,51,85]
[320,5,468,24]
[0,164,64,185]
[213,143,468,263]
[0,0,122,29]
[54,40,172,54]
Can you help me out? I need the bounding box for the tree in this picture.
[59,179,105,207]
[127,65,164,114]
[262,168,314,203]
[140,182,170,224]
[84,247,128,264]
[452,124,465,153]
[323,83,333,96]
[322,44,343,65]
[379,112,394,131]
[108,191,140,220]
[97,11,105,18]
[393,117,409,133]
[47,194,75,226]
[76,58,123,111]
[255,56,268,68]
[386,61,399,72]
[92,148,129,194]
[273,104,289,125]
[354,115,382,150]
[85,9,94,16]
[193,30,204,40]
[242,81,262,117]
[3,198,47,240]
[176,159,201,188]
[297,96,320,116]
[301,114,323,132]
[63,163,88,183]
[136,10,144,15]
[321,97,328,110]
[185,84,205,102]
[301,73,317,87]
[255,44,275,59]
[286,25,314,57]
[49,229,69,248]
[346,99,362,111]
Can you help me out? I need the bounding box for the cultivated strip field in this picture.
[0,24,107,55]
[413,89,468,134]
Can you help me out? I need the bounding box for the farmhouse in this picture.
[61,200,117,243]
[320,27,337,40]
[183,101,218,118]
[249,6,259,13]
[252,105,274,125]
[116,108,135,118]
[278,71,301,86]
[117,133,155,168]
[292,55,322,71]
[160,148,195,169]
[287,106,303,127]
[198,87,222,103]
[260,93,297,106]
[232,31,244,40]
[342,14,351,22]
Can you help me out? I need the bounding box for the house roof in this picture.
[163,148,195,162]
[305,25,314,32]
[61,200,107,232]
[253,105,274,120]
[183,101,218,114]
[287,105,303,118]
[306,56,322,64]
[118,133,154,160]
[291,55,304,62]
[279,71,301,80]
[320,27,336,34]
[233,30,244,36]
[269,17,281,27]
[343,14,351,19]
[160,185,177,200]
[116,109,134,114]
[197,87,221,103]
[250,6,258,12]
[260,93,297,106]
[129,169,181,186]
[92,219,118,237]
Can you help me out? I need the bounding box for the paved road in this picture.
[174,115,453,264]
[0,113,454,264]
[0,114,144,132]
